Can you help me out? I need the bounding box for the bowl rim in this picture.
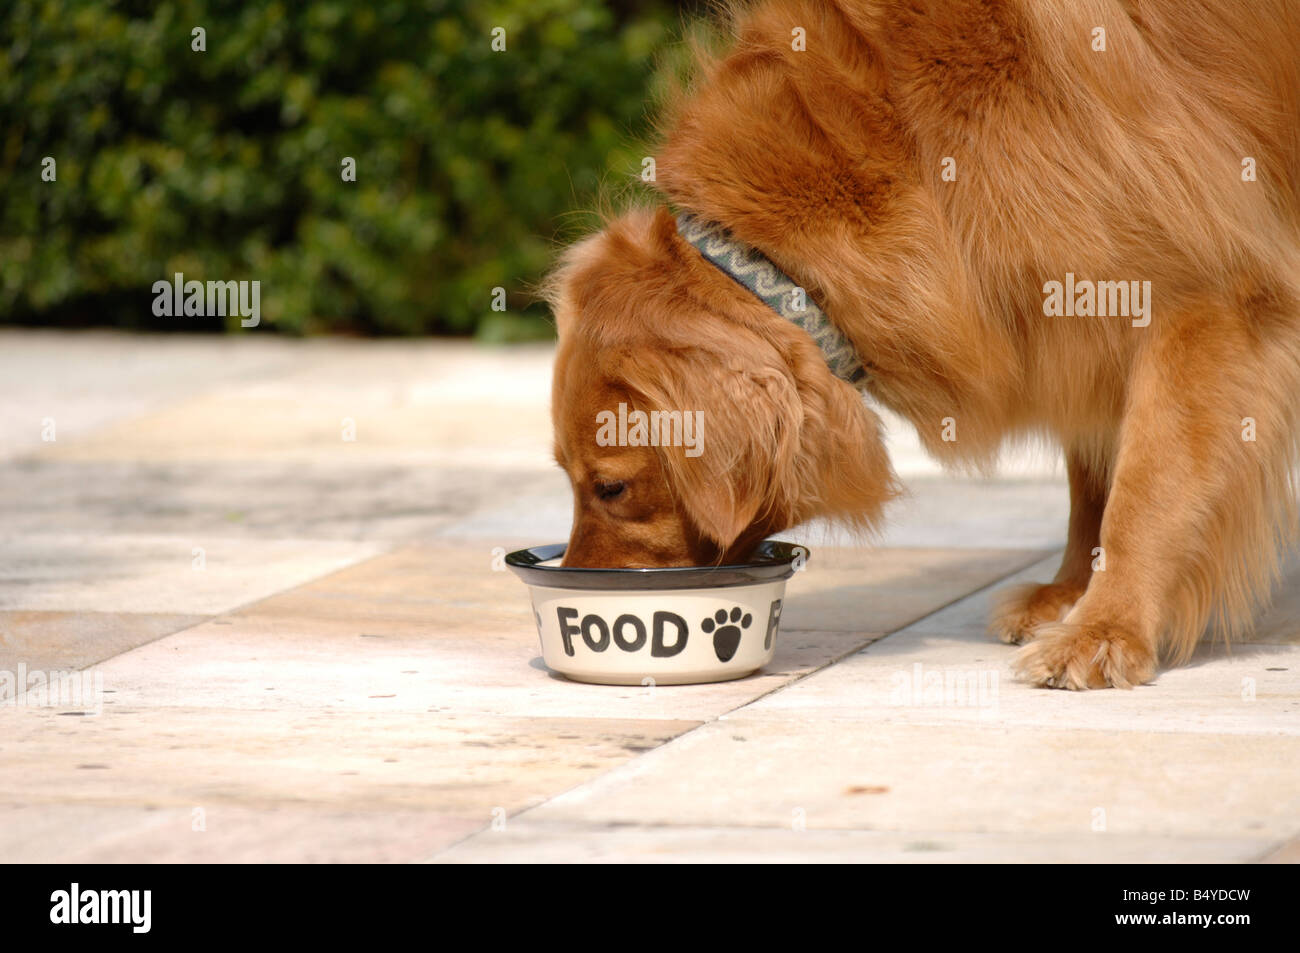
[505,540,806,591]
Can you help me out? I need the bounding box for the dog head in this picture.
[547,206,897,568]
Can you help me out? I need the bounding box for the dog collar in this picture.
[675,211,869,387]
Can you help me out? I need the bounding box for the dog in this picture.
[545,0,1300,689]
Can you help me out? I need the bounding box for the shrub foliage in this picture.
[1,0,688,335]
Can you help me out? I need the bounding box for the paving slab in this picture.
[26,339,554,467]
[0,705,696,861]
[0,459,545,541]
[0,331,302,461]
[0,803,485,864]
[451,717,1299,841]
[0,533,382,615]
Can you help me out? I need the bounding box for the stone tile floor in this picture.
[0,330,1295,863]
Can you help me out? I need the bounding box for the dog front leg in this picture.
[990,448,1109,643]
[1012,305,1298,689]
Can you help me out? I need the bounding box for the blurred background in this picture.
[1,0,703,340]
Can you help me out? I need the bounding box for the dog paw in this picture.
[1010,621,1156,690]
[989,582,1085,645]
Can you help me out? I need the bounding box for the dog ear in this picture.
[616,344,803,550]
[792,353,899,535]
[616,332,898,552]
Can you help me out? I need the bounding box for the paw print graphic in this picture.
[701,606,752,662]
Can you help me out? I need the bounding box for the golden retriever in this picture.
[546,0,1300,689]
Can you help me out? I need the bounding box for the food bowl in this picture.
[506,541,805,685]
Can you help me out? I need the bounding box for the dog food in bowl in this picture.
[506,541,805,685]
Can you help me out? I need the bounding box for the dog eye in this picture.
[595,479,626,501]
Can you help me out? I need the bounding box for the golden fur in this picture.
[546,0,1300,689]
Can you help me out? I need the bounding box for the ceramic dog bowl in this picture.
[506,541,805,685]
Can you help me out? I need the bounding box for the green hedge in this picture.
[0,0,691,337]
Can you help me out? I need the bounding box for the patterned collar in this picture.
[675,211,869,387]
